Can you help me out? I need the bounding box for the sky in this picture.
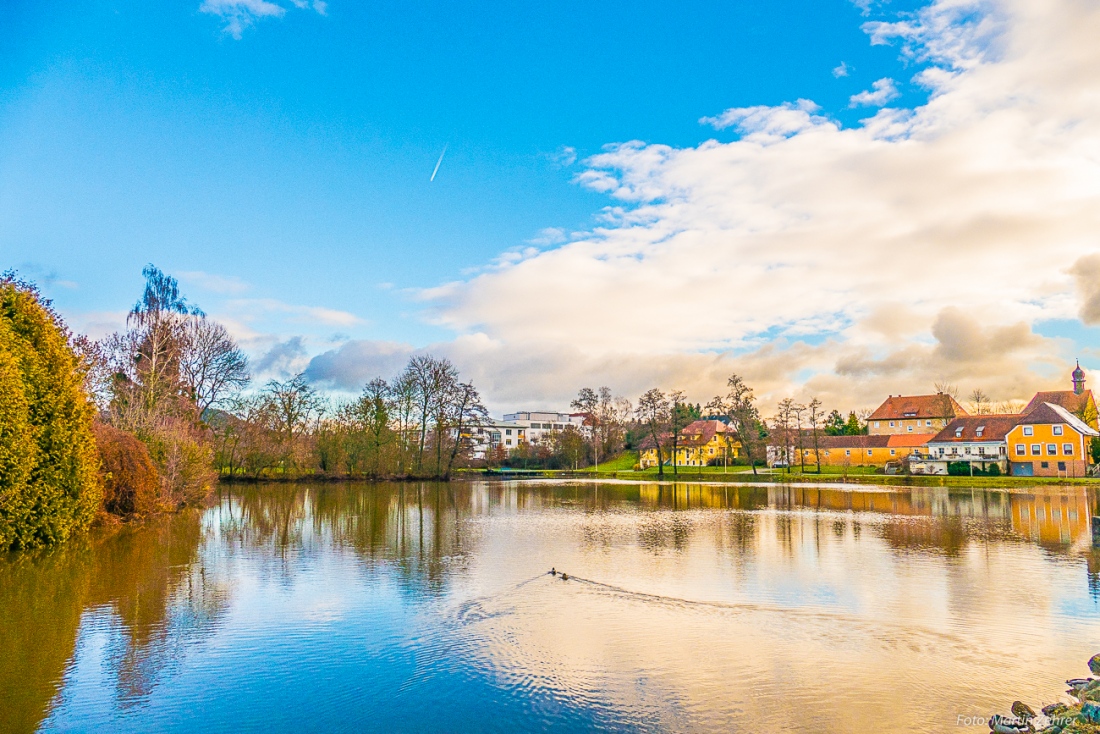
[3,0,1100,415]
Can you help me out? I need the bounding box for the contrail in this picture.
[430,144,448,182]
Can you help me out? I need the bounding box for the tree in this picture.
[636,388,670,477]
[708,374,762,476]
[807,398,823,474]
[441,380,489,477]
[0,274,102,549]
[824,409,846,436]
[571,387,600,469]
[773,399,796,472]
[793,401,807,473]
[263,373,323,473]
[668,390,693,475]
[933,381,960,425]
[968,388,992,416]
[843,411,864,436]
[179,316,250,415]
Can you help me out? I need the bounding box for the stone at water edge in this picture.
[1013,701,1037,719]
[1043,702,1070,717]
[1081,700,1100,723]
[1088,654,1100,677]
[988,718,1029,734]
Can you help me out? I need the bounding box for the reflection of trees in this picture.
[0,509,221,731]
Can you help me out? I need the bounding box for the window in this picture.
[926,420,932,427]
[1016,444,1025,455]
[1064,443,1074,455]
[1058,461,1067,471]
[506,429,512,435]
[867,449,873,456]
[506,439,512,445]
[890,449,896,456]
[889,421,895,427]
[1041,461,1049,469]
[1053,425,1064,436]
[976,427,984,437]
[978,446,986,455]
[874,421,880,428]
[825,450,831,456]
[907,426,914,433]
[845,449,851,456]
[1047,444,1057,455]
[955,429,963,438]
[1032,444,1041,455]
[1023,426,1034,436]
[964,447,971,455]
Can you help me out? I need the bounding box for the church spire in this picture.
[1072,360,1086,395]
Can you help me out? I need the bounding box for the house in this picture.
[1006,402,1098,477]
[867,394,968,435]
[786,433,936,468]
[502,411,588,445]
[638,420,741,469]
[1021,362,1098,430]
[468,420,527,459]
[915,415,1018,475]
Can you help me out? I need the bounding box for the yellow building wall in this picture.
[639,437,742,469]
[868,418,950,436]
[797,444,923,467]
[1006,424,1090,476]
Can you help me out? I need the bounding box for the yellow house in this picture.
[867,394,968,435]
[1006,402,1098,477]
[639,420,741,469]
[785,434,935,468]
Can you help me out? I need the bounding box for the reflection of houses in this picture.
[1006,403,1098,478]
[868,394,968,435]
[638,420,741,469]
[914,415,1017,475]
[1008,490,1089,545]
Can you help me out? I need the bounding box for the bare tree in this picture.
[774,398,796,473]
[668,390,693,475]
[571,387,600,469]
[180,316,250,414]
[636,388,670,477]
[807,397,823,474]
[933,381,960,427]
[708,374,762,476]
[263,373,323,472]
[793,402,807,473]
[968,388,992,416]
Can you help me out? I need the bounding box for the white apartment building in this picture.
[468,420,527,460]
[502,411,589,445]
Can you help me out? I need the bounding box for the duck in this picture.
[549,567,557,576]
[561,573,569,581]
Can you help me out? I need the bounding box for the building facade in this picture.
[638,420,741,469]
[867,394,969,435]
[502,411,589,445]
[1006,403,1098,477]
[915,415,1017,475]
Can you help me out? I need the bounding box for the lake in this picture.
[5,480,1100,733]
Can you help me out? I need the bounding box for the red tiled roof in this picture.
[929,415,1018,444]
[637,420,735,450]
[887,433,937,448]
[868,394,969,421]
[1023,390,1094,416]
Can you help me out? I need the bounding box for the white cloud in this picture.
[409,0,1100,412]
[528,227,568,246]
[199,0,325,39]
[833,62,850,78]
[848,77,900,107]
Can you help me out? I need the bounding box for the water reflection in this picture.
[4,481,1100,733]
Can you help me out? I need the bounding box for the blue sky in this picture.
[4,0,922,338]
[3,0,1099,412]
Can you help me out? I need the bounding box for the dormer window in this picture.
[975,427,984,437]
[955,428,963,438]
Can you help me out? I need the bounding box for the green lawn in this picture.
[578,451,639,472]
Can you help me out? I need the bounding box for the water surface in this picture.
[5,481,1100,733]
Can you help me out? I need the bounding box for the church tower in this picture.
[1073,360,1086,395]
